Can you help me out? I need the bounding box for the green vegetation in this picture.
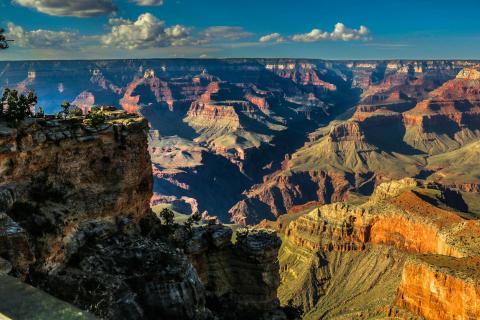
[0,28,13,49]
[159,208,175,226]
[83,108,106,127]
[69,106,83,117]
[61,102,71,118]
[460,192,480,218]
[0,89,37,127]
[59,102,84,119]
[35,106,45,118]
[184,214,202,234]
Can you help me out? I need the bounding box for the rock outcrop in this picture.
[0,112,152,274]
[395,255,480,320]
[275,179,480,319]
[185,225,285,319]
[0,112,286,319]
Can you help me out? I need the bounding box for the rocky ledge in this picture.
[0,112,286,319]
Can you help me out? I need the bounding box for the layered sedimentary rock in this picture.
[274,178,480,319]
[232,66,480,224]
[3,59,480,226]
[395,255,480,320]
[185,225,284,319]
[0,112,152,274]
[0,112,285,319]
[265,62,337,92]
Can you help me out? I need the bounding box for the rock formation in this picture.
[0,112,285,319]
[273,178,480,319]
[231,65,480,224]
[1,59,480,320]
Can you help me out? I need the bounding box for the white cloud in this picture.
[259,33,285,43]
[13,0,116,17]
[6,22,80,49]
[292,23,371,42]
[201,26,254,42]
[132,0,164,6]
[260,23,371,44]
[101,13,192,49]
[291,29,330,42]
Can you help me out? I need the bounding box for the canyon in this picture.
[3,59,479,224]
[1,59,480,319]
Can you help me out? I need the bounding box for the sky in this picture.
[1,0,480,60]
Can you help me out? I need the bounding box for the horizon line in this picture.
[1,57,480,63]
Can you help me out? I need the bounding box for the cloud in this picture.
[13,0,116,17]
[131,0,164,6]
[292,23,370,42]
[259,33,285,43]
[101,13,192,49]
[260,23,371,43]
[6,22,81,49]
[200,26,254,42]
[4,13,260,56]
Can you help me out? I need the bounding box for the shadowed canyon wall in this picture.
[0,112,285,319]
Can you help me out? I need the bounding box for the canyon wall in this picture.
[275,179,480,319]
[395,256,480,320]
[0,113,285,319]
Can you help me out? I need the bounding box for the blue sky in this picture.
[1,0,480,60]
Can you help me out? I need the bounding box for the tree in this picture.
[0,28,13,50]
[61,101,70,119]
[159,208,175,226]
[36,106,45,118]
[1,88,36,126]
[184,213,201,233]
[69,106,83,117]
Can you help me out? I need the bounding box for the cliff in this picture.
[0,111,152,275]
[185,226,284,319]
[275,178,480,319]
[395,255,480,320]
[0,112,285,319]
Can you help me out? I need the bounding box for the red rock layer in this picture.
[245,94,269,112]
[395,257,480,320]
[187,101,240,122]
[120,78,142,113]
[284,188,470,257]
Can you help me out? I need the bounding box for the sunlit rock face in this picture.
[1,59,480,320]
[395,256,480,320]
[5,59,480,225]
[273,179,480,319]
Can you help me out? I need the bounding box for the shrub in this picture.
[60,101,70,119]
[36,106,45,118]
[69,106,83,117]
[1,89,36,126]
[159,208,175,226]
[83,109,106,127]
[184,213,201,233]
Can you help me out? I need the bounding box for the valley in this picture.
[0,59,480,319]
[2,59,479,225]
